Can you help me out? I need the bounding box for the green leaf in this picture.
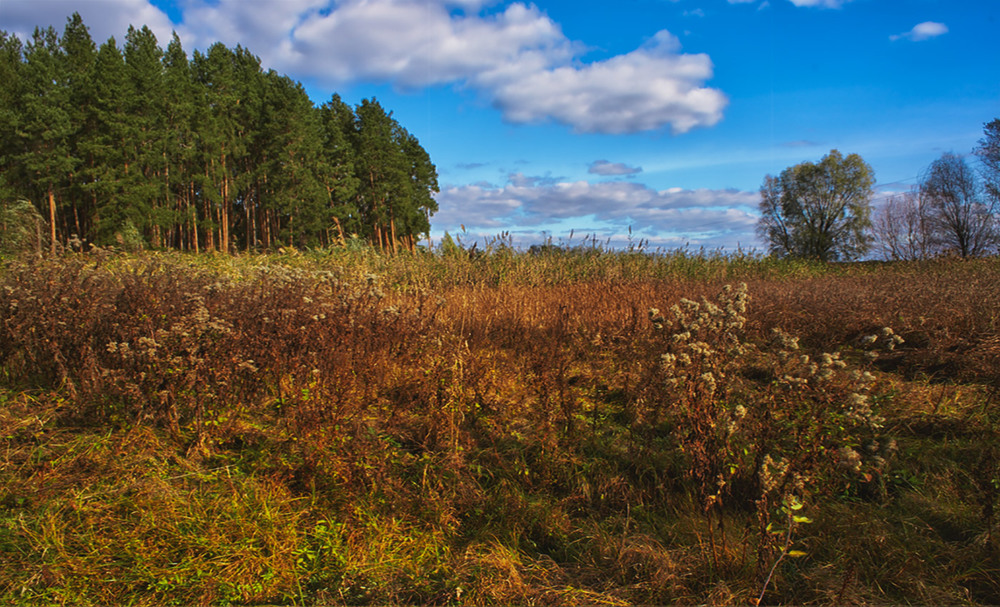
[792,515,813,524]
[787,550,808,558]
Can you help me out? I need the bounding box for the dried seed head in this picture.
[699,372,717,394]
[837,446,863,473]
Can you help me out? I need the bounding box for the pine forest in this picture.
[0,14,440,254]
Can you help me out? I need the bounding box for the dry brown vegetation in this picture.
[0,247,998,605]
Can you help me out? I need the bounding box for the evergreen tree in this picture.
[399,130,439,249]
[86,37,134,244]
[230,46,267,250]
[60,13,96,243]
[353,98,439,252]
[18,26,74,253]
[162,33,199,250]
[319,94,361,239]
[257,73,329,247]
[123,25,165,247]
[353,98,401,249]
[192,43,245,252]
[0,32,25,203]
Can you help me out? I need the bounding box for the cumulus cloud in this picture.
[281,3,727,134]
[589,160,643,176]
[890,22,949,42]
[0,0,176,45]
[268,0,574,88]
[433,174,759,246]
[482,30,727,134]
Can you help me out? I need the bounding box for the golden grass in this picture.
[0,248,998,605]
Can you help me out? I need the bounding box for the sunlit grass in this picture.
[1,247,998,605]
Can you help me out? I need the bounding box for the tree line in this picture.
[0,14,438,254]
[757,120,1000,261]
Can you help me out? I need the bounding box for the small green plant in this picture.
[115,219,146,253]
[755,493,813,604]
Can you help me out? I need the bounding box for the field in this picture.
[1,245,998,605]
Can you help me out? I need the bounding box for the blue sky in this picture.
[2,0,998,250]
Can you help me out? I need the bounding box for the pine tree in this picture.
[18,26,74,253]
[87,37,134,244]
[319,94,361,240]
[351,98,438,251]
[229,46,266,250]
[123,25,165,248]
[162,33,199,250]
[0,31,25,204]
[399,130,439,250]
[353,98,411,251]
[60,13,96,243]
[192,43,246,252]
[257,73,330,247]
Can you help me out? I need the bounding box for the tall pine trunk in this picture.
[48,186,57,254]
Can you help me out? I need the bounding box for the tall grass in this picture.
[1,247,998,605]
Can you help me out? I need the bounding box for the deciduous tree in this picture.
[975,118,1000,204]
[872,189,933,261]
[757,150,874,261]
[919,152,998,258]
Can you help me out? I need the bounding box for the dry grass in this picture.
[0,248,998,605]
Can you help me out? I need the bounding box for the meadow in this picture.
[0,243,998,605]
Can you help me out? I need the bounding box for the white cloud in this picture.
[267,0,574,88]
[481,30,727,134]
[433,174,759,247]
[182,0,329,60]
[279,4,727,134]
[433,183,525,229]
[787,0,853,8]
[589,160,643,176]
[890,22,949,42]
[725,0,771,9]
[0,0,176,46]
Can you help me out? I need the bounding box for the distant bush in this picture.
[0,199,46,256]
